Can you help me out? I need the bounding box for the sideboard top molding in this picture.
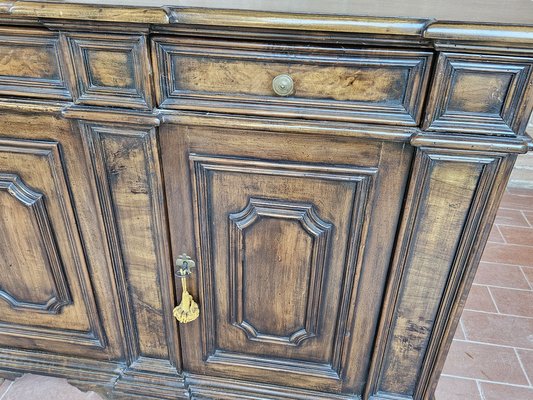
[1,1,533,45]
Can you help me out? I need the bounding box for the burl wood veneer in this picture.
[0,1,532,400]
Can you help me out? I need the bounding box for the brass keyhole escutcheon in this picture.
[173,253,200,324]
[272,74,294,96]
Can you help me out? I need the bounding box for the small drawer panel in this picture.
[64,33,153,110]
[424,53,533,136]
[153,38,433,125]
[0,28,70,100]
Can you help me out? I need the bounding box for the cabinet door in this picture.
[161,116,412,395]
[0,111,121,360]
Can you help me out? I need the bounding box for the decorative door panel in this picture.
[190,155,374,379]
[0,138,106,353]
[161,118,413,395]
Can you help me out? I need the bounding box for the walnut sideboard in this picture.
[0,1,532,399]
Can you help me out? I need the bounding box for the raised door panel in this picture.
[161,116,413,395]
[0,136,107,355]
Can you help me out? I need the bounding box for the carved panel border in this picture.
[64,33,153,110]
[0,30,71,100]
[0,173,72,313]
[190,154,375,379]
[80,123,179,366]
[0,138,106,348]
[367,146,511,400]
[423,52,533,136]
[228,198,332,346]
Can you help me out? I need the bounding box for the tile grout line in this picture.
[495,224,507,244]
[486,286,501,314]
[520,210,532,227]
[519,266,533,290]
[476,380,486,400]
[472,282,531,292]
[441,373,532,389]
[463,308,532,319]
[479,260,533,269]
[514,347,533,387]
[0,381,14,400]
[474,280,531,292]
[453,338,533,352]
[459,318,468,341]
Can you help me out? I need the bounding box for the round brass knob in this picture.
[272,74,294,96]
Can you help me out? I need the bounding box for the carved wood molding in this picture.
[229,198,332,346]
[0,173,71,313]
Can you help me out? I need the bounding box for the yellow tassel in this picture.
[173,277,200,323]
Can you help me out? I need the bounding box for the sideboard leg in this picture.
[366,134,523,400]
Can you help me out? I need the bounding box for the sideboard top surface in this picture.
[5,0,533,24]
[1,0,533,44]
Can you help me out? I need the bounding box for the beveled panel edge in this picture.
[160,111,416,142]
[186,373,359,400]
[425,23,533,45]
[411,132,530,153]
[169,7,429,36]
[5,1,170,24]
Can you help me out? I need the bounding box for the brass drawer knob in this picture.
[272,74,294,96]
[173,253,200,324]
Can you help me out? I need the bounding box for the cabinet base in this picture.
[0,349,366,399]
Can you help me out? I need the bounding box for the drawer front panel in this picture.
[0,28,70,100]
[153,38,433,125]
[424,52,533,136]
[64,33,153,110]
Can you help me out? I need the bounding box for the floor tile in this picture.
[479,382,533,400]
[480,243,533,267]
[2,374,102,400]
[473,262,531,289]
[516,349,533,385]
[489,287,533,317]
[441,340,528,385]
[499,225,533,246]
[461,310,533,349]
[500,192,533,211]
[494,208,530,227]
[464,285,497,312]
[435,376,481,400]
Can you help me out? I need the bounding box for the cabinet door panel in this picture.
[191,155,373,377]
[162,118,413,395]
[0,132,111,356]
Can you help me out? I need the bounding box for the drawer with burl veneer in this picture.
[0,27,70,100]
[152,37,433,126]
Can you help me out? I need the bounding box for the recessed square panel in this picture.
[424,52,533,136]
[65,33,152,110]
[0,29,70,100]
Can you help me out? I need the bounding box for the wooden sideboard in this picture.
[0,1,532,399]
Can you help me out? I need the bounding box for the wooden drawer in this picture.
[64,33,153,110]
[152,38,433,125]
[424,52,533,136]
[0,27,70,100]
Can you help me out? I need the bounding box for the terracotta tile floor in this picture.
[435,187,533,400]
[0,188,532,399]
